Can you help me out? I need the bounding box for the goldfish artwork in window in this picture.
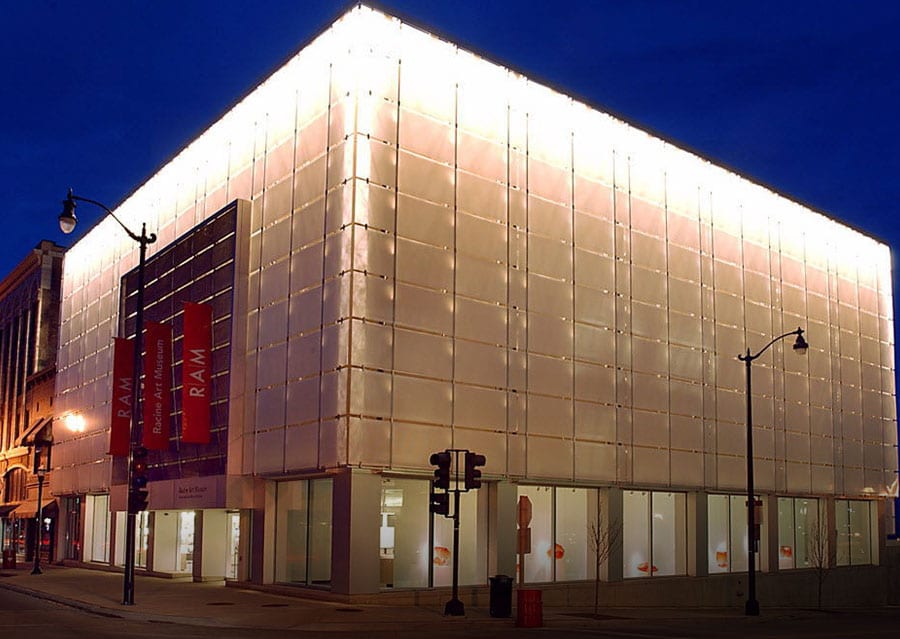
[433,546,450,566]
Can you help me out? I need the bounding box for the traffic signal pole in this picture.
[429,448,486,617]
[445,487,464,616]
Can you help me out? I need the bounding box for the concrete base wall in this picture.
[231,561,897,608]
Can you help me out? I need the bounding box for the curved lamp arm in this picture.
[739,327,808,363]
[59,189,157,247]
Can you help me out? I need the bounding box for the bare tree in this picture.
[588,503,621,616]
[805,515,831,609]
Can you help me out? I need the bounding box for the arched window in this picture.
[3,468,27,502]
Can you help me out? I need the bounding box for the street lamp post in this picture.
[31,439,51,575]
[738,327,808,616]
[58,189,156,605]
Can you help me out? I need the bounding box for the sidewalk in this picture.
[0,564,461,631]
[0,563,861,632]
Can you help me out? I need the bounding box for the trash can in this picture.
[516,588,543,628]
[489,574,513,618]
[2,548,15,569]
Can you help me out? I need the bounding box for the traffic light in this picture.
[128,488,149,514]
[128,446,150,514]
[430,486,449,516]
[430,451,452,490]
[464,451,486,490]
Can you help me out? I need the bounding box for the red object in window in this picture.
[546,543,565,559]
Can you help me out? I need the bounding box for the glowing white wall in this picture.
[54,6,896,500]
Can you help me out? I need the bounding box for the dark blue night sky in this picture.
[2,0,899,287]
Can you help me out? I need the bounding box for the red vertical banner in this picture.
[142,321,172,450]
[108,338,134,456]
[181,302,212,444]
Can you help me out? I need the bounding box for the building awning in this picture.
[10,499,57,519]
[0,504,19,517]
[15,417,50,449]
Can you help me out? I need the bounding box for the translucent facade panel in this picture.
[631,233,666,272]
[574,323,615,366]
[668,279,701,317]
[529,355,573,398]
[396,239,453,290]
[528,159,570,205]
[632,337,668,376]
[575,286,616,328]
[455,341,506,388]
[632,267,666,306]
[457,213,507,263]
[573,173,612,215]
[457,172,506,223]
[529,196,571,239]
[457,255,506,304]
[530,275,573,315]
[454,384,506,429]
[667,213,700,249]
[632,302,668,341]
[528,235,572,280]
[527,395,573,438]
[456,297,507,345]
[397,152,454,205]
[574,361,616,405]
[393,376,451,424]
[397,194,452,247]
[575,212,614,256]
[575,250,615,292]
[398,109,454,165]
[395,284,453,334]
[393,329,452,379]
[529,314,572,357]
[457,132,506,182]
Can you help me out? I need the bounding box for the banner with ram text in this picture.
[142,321,172,450]
[108,338,134,456]
[181,302,212,444]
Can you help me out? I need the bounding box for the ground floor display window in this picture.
[275,478,332,586]
[83,494,110,563]
[4,518,26,555]
[114,509,152,568]
[378,477,487,589]
[777,497,821,570]
[433,483,483,587]
[136,511,150,568]
[226,511,240,580]
[379,478,428,588]
[707,494,764,574]
[63,496,82,561]
[623,490,687,578]
[835,499,876,566]
[517,485,599,583]
[149,511,193,573]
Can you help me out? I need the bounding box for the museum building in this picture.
[49,6,898,600]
